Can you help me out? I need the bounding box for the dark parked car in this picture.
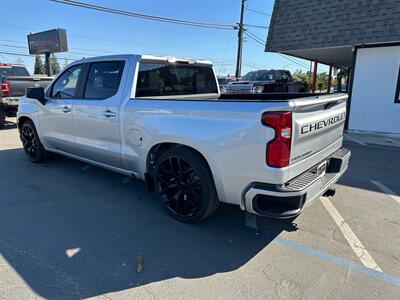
[224,69,308,94]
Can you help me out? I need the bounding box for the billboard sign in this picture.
[27,29,68,55]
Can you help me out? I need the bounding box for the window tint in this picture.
[51,64,83,98]
[136,63,218,97]
[12,66,29,76]
[84,61,124,99]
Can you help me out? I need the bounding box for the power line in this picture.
[0,51,78,61]
[246,8,271,17]
[277,53,309,69]
[244,24,269,29]
[244,31,310,69]
[49,0,235,30]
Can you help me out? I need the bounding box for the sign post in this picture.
[27,28,68,76]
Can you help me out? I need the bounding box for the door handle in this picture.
[102,110,116,118]
[60,106,71,113]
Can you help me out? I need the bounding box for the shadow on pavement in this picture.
[0,148,297,299]
[339,142,400,194]
[1,120,17,130]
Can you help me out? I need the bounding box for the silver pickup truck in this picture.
[17,54,350,222]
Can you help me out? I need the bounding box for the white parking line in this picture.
[370,180,400,205]
[321,197,382,272]
[345,135,367,146]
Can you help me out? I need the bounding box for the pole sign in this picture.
[27,29,68,55]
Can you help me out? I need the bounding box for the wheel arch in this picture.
[145,142,224,201]
[17,115,34,131]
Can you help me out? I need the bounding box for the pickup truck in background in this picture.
[0,63,52,128]
[224,69,307,94]
[217,76,236,93]
[17,54,350,222]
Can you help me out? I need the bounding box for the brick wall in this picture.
[266,0,400,51]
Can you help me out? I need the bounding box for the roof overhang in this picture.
[280,46,354,68]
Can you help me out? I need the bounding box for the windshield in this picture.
[136,62,218,97]
[242,70,276,81]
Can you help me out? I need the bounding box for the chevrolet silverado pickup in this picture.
[225,69,307,94]
[17,54,350,222]
[0,63,52,128]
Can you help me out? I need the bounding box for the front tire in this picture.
[20,120,48,163]
[154,147,219,222]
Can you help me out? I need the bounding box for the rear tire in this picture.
[20,120,48,163]
[153,147,219,222]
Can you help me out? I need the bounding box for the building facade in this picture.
[266,0,400,134]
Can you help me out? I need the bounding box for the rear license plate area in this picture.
[315,161,327,177]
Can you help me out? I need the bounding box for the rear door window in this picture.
[136,63,218,97]
[84,61,124,99]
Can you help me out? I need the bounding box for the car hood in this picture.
[226,80,274,86]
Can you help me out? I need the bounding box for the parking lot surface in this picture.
[0,118,399,299]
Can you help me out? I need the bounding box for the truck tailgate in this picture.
[289,93,347,179]
[6,76,52,97]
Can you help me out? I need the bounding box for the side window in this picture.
[284,71,293,82]
[84,61,124,99]
[50,64,83,98]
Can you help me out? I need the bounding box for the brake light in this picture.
[262,111,292,168]
[1,79,10,97]
[0,63,12,66]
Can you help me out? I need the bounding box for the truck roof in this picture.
[71,54,213,66]
[0,63,27,68]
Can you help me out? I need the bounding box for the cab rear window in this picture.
[0,66,29,77]
[136,63,218,97]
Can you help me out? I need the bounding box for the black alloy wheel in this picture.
[20,120,48,163]
[154,147,219,222]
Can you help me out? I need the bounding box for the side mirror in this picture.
[26,87,46,104]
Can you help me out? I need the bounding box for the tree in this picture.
[62,58,69,69]
[317,72,329,92]
[50,53,61,75]
[34,55,45,74]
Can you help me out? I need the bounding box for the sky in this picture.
[0,0,326,76]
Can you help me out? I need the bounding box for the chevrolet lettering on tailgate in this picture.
[301,112,346,135]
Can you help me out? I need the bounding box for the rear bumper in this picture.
[0,97,19,116]
[2,97,19,107]
[243,148,351,218]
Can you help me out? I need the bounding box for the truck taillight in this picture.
[1,79,10,97]
[262,111,292,168]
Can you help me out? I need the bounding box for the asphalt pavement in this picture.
[0,118,399,299]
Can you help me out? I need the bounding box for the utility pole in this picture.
[45,52,52,76]
[235,0,246,79]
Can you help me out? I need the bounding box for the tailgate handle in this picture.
[324,101,338,110]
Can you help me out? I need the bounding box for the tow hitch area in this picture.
[323,188,336,197]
